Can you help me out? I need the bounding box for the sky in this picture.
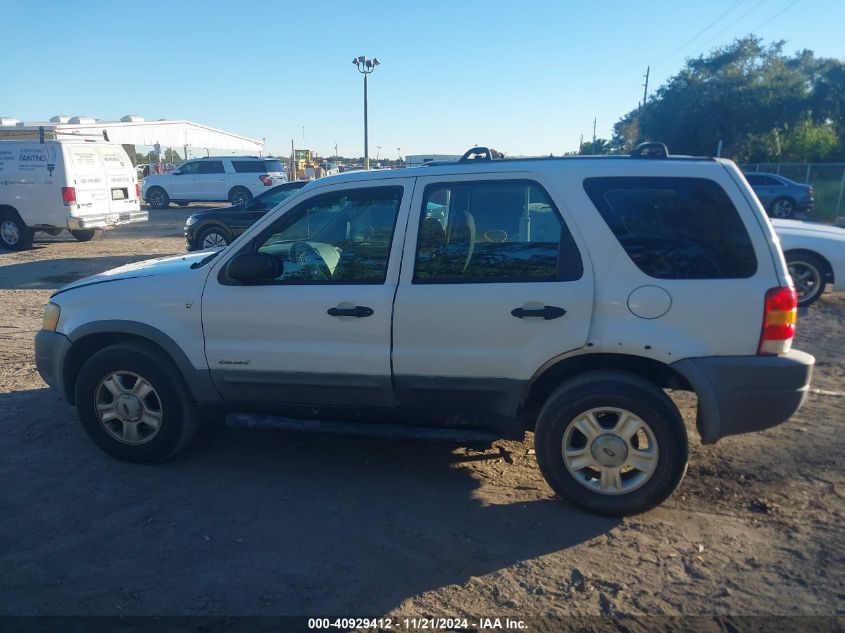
[1,0,843,158]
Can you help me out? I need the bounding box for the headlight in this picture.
[186,215,198,226]
[42,302,61,332]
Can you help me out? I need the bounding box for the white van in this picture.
[0,139,147,250]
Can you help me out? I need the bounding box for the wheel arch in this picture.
[520,353,692,431]
[63,321,220,406]
[0,203,22,220]
[784,248,834,283]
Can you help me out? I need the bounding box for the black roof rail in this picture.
[631,142,669,158]
[459,146,503,162]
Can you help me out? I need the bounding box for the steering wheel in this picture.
[289,241,332,280]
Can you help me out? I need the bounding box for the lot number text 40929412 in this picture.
[307,617,528,630]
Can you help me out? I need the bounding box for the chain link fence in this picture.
[741,163,845,223]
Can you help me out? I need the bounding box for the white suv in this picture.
[141,156,287,208]
[35,144,814,516]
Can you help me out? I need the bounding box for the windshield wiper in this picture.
[190,250,223,269]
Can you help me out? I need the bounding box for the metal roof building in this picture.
[0,115,264,155]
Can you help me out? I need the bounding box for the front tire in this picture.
[229,186,252,206]
[197,225,232,249]
[769,197,796,219]
[0,212,34,250]
[146,187,170,209]
[787,252,827,306]
[74,342,199,463]
[70,229,103,242]
[534,371,688,516]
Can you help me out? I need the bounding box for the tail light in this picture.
[61,187,76,205]
[135,183,141,198]
[758,287,797,355]
[259,174,272,186]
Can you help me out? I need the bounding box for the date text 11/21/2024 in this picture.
[307,617,528,630]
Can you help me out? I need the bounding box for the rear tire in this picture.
[229,186,252,206]
[74,341,199,463]
[534,370,688,516]
[0,211,34,251]
[146,187,170,209]
[70,229,104,242]
[786,252,827,306]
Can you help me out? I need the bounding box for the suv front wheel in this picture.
[74,341,199,463]
[534,370,688,516]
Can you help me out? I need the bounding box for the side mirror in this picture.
[227,252,282,284]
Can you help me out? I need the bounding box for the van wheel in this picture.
[74,341,199,463]
[147,187,170,209]
[0,212,34,251]
[70,229,104,242]
[229,186,252,206]
[534,370,688,516]
[787,252,827,306]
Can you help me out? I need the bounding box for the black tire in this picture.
[74,341,199,463]
[177,202,191,207]
[786,251,827,306]
[196,225,232,250]
[0,210,34,251]
[70,229,104,242]
[769,197,796,219]
[229,186,252,206]
[146,187,170,209]
[534,370,688,516]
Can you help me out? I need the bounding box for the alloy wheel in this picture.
[95,371,163,445]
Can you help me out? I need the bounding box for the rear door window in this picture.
[198,160,225,174]
[98,147,129,174]
[69,146,103,175]
[583,177,757,279]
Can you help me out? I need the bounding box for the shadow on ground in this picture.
[0,256,155,290]
[0,389,617,615]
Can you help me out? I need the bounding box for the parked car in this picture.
[185,180,308,250]
[773,218,845,306]
[0,139,147,250]
[142,156,287,209]
[35,143,814,516]
[744,172,814,218]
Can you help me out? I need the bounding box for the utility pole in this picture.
[290,139,295,181]
[579,133,583,154]
[641,65,650,113]
[334,143,338,161]
[592,118,597,154]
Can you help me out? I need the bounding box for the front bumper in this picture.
[34,330,73,401]
[184,225,198,251]
[671,350,815,444]
[67,210,148,230]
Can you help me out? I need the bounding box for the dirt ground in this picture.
[1,207,843,621]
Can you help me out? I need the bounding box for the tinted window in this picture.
[258,183,306,207]
[414,180,582,283]
[233,160,285,173]
[178,162,199,174]
[198,160,225,174]
[244,187,402,284]
[583,177,757,279]
[746,174,780,186]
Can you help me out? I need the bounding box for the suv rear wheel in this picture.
[146,187,170,209]
[534,370,688,516]
[229,186,252,206]
[74,341,199,463]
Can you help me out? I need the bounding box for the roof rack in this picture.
[631,142,669,158]
[0,125,111,143]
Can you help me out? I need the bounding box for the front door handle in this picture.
[327,305,374,318]
[511,305,566,320]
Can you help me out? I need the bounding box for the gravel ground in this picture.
[0,208,843,620]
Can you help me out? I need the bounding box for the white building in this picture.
[404,153,461,166]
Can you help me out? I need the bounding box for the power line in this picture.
[659,0,746,63]
[748,0,800,31]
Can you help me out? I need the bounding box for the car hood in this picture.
[188,205,246,220]
[52,252,210,296]
[772,219,845,240]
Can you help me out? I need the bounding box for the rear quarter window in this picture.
[583,177,757,279]
[232,160,284,173]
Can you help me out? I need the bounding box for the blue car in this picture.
[744,172,814,219]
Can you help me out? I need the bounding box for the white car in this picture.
[773,219,845,306]
[35,144,814,516]
[0,139,146,250]
[141,156,287,208]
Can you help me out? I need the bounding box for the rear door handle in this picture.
[327,305,374,317]
[511,305,566,320]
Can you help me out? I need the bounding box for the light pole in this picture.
[352,55,380,170]
[376,145,381,161]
